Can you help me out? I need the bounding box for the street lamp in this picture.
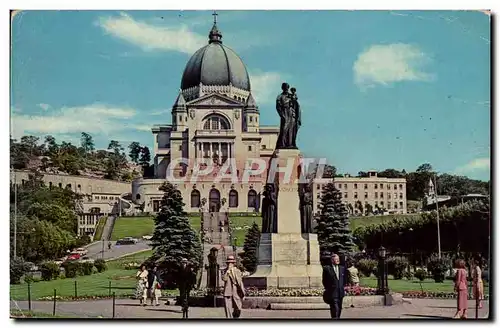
[377,246,388,298]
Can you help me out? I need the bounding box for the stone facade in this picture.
[10,170,131,215]
[313,172,407,215]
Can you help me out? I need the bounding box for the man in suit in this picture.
[222,255,245,318]
[177,258,196,319]
[322,252,346,319]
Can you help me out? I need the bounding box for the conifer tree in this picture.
[150,182,202,288]
[241,222,260,274]
[315,181,355,257]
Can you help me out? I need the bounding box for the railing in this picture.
[195,130,235,137]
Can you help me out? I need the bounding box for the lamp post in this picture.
[377,246,387,297]
[433,174,442,259]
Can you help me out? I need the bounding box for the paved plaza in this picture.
[10,298,489,319]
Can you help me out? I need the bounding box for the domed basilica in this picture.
[132,19,280,213]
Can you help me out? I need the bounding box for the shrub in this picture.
[403,271,414,280]
[24,273,35,284]
[94,259,107,273]
[414,269,427,281]
[427,254,450,283]
[81,262,94,276]
[357,258,378,277]
[40,262,60,281]
[10,258,30,285]
[387,256,409,280]
[62,261,83,278]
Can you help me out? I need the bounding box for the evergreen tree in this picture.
[150,182,202,288]
[241,222,260,274]
[315,182,355,257]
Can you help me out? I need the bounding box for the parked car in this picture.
[67,253,81,261]
[116,238,137,245]
[74,248,88,256]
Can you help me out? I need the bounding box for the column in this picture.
[218,142,222,159]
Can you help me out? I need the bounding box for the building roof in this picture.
[180,22,251,91]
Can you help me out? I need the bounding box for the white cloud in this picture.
[455,157,490,174]
[38,103,50,111]
[11,103,139,140]
[96,12,206,54]
[353,43,434,88]
[132,124,153,132]
[250,71,285,105]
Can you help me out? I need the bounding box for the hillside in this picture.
[10,133,153,182]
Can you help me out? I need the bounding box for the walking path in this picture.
[10,298,489,319]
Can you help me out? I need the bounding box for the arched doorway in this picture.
[191,189,201,208]
[209,188,221,212]
[247,189,257,210]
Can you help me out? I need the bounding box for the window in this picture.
[202,114,230,130]
[394,203,398,209]
[153,200,161,212]
[388,193,391,199]
[179,145,182,151]
[229,190,238,208]
[95,196,100,200]
[354,184,358,189]
[136,194,141,200]
[354,192,358,199]
[380,192,384,198]
[344,184,347,189]
[364,192,368,199]
[77,184,81,191]
[380,184,383,189]
[393,185,397,190]
[250,116,253,122]
[380,201,384,207]
[375,201,378,206]
[338,184,342,189]
[248,145,252,151]
[375,192,378,199]
[388,202,392,209]
[247,190,257,208]
[262,144,267,149]
[399,184,403,190]
[399,193,403,199]
[394,193,397,199]
[344,192,348,198]
[364,184,368,189]
[374,184,378,189]
[317,184,320,190]
[400,201,403,208]
[190,189,201,208]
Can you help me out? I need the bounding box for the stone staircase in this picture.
[102,215,116,241]
[199,212,236,288]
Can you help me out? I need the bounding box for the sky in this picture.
[10,10,491,181]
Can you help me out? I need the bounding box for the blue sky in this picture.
[11,10,490,180]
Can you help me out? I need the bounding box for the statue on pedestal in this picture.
[276,83,301,149]
[261,183,277,233]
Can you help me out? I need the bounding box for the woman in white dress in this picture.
[135,265,149,305]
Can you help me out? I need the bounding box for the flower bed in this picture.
[192,286,378,297]
[401,291,489,300]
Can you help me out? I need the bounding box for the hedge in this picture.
[353,200,489,255]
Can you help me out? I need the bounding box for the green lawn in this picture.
[10,250,176,301]
[109,214,258,246]
[111,216,155,240]
[10,310,77,318]
[360,276,490,294]
[349,214,414,231]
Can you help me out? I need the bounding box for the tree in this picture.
[108,140,123,155]
[357,171,369,177]
[241,222,260,274]
[80,132,95,154]
[128,142,142,163]
[365,203,373,215]
[315,182,355,256]
[149,182,202,288]
[139,146,151,167]
[377,169,406,178]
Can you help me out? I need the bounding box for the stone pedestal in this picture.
[244,233,322,288]
[244,149,323,289]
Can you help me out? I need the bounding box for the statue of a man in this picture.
[261,184,277,233]
[300,185,313,233]
[276,83,301,149]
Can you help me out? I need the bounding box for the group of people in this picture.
[135,265,162,306]
[454,259,484,319]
